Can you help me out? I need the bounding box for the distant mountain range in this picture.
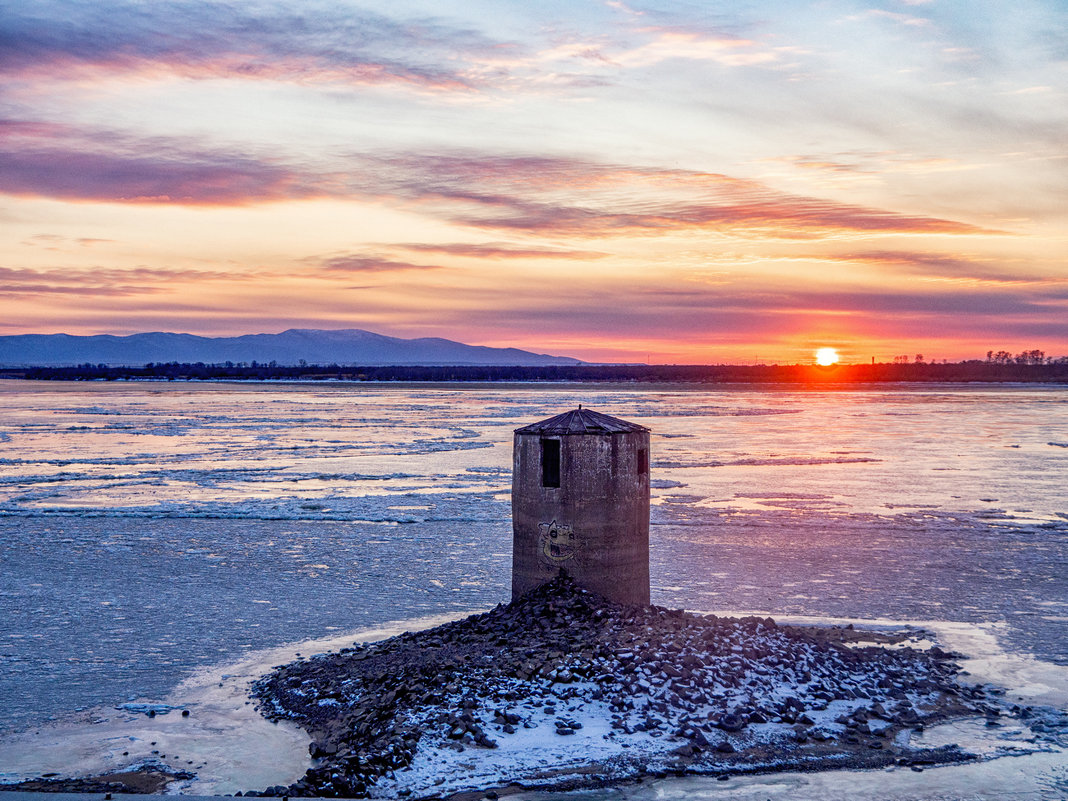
[0,329,583,367]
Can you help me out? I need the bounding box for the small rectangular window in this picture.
[637,448,648,475]
[541,438,561,487]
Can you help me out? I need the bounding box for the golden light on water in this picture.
[815,347,839,366]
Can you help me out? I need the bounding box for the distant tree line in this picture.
[3,357,1068,384]
[985,349,1055,365]
[889,350,1063,366]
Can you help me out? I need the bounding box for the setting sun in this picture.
[815,347,839,366]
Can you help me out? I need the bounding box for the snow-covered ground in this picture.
[1,610,1065,799]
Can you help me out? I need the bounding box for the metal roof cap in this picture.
[514,407,648,435]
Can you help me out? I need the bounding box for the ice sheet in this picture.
[0,380,1065,799]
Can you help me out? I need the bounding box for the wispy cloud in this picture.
[0,282,146,297]
[857,9,933,28]
[511,27,778,73]
[412,280,1066,345]
[1,146,316,205]
[23,233,114,249]
[616,28,778,67]
[357,153,996,238]
[1,122,999,239]
[394,242,607,259]
[1,1,793,103]
[765,151,969,177]
[826,250,1060,285]
[0,265,249,296]
[316,254,443,273]
[0,121,323,204]
[0,1,497,92]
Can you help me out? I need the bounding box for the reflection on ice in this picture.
[2,381,1066,524]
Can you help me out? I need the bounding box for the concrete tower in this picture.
[511,407,650,605]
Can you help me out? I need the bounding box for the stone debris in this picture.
[251,574,993,798]
[114,702,180,717]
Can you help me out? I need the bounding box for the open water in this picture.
[0,379,1066,794]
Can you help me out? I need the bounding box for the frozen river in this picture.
[0,379,1066,796]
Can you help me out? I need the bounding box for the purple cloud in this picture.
[317,255,442,273]
[0,1,500,91]
[0,121,322,204]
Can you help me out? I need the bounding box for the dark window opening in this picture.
[541,438,561,487]
[637,448,648,475]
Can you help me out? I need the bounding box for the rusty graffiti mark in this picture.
[538,519,580,564]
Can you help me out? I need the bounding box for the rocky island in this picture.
[250,575,998,799]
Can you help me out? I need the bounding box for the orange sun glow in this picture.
[815,347,839,366]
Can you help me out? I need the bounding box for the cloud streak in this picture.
[440,281,1068,333]
[0,1,496,92]
[0,265,252,296]
[1,122,999,239]
[356,153,996,238]
[361,278,1066,354]
[316,255,443,273]
[826,250,1062,285]
[394,243,607,260]
[0,121,323,204]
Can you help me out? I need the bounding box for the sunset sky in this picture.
[1,0,1066,364]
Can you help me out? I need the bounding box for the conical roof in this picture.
[514,407,647,435]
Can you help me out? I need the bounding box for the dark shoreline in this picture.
[4,361,1068,385]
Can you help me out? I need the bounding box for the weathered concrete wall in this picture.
[512,430,650,605]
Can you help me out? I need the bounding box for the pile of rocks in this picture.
[251,574,992,798]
